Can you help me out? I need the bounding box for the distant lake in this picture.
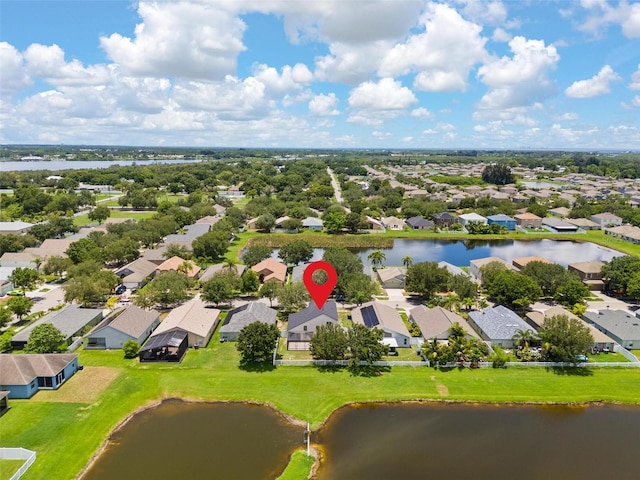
[273,238,622,267]
[1,159,201,172]
[316,403,640,480]
[521,181,565,189]
[83,400,303,480]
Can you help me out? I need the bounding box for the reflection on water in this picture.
[83,400,303,480]
[274,239,621,268]
[315,403,640,480]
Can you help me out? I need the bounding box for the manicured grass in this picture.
[0,459,25,480]
[276,450,315,480]
[587,352,630,363]
[73,209,156,227]
[3,322,640,480]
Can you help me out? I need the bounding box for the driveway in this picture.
[586,291,636,314]
[27,285,65,313]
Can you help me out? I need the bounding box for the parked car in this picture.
[115,285,126,295]
[6,289,24,296]
[575,354,588,362]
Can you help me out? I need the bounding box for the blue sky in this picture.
[1,0,640,149]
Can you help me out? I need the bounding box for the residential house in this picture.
[162,223,211,251]
[151,296,220,348]
[409,305,478,341]
[565,218,600,230]
[432,212,457,228]
[487,214,516,231]
[251,258,287,284]
[568,260,606,291]
[0,251,40,270]
[467,305,534,348]
[469,257,513,282]
[376,267,407,289]
[605,225,640,244]
[287,300,339,350]
[199,263,246,283]
[512,256,553,270]
[458,213,487,226]
[437,261,468,277]
[139,245,168,265]
[351,301,411,348]
[139,330,189,363]
[85,305,160,349]
[114,258,158,290]
[0,354,79,399]
[591,213,623,229]
[406,216,434,230]
[0,221,34,235]
[362,216,385,232]
[12,305,103,349]
[220,301,277,341]
[155,256,201,278]
[583,310,640,349]
[302,217,323,230]
[194,216,221,228]
[382,216,406,231]
[514,212,543,229]
[525,306,615,352]
[541,218,579,233]
[549,207,571,218]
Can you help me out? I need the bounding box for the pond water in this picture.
[83,400,303,480]
[83,401,640,480]
[315,403,640,480]
[274,238,621,267]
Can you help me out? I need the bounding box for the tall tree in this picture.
[276,282,309,313]
[347,324,388,371]
[481,164,515,185]
[242,245,274,267]
[538,315,594,363]
[9,267,40,290]
[259,280,280,307]
[201,272,238,306]
[310,323,349,360]
[601,255,640,294]
[402,256,413,268]
[43,255,73,278]
[25,324,66,353]
[367,250,386,270]
[405,262,452,299]
[192,230,230,262]
[278,240,313,266]
[483,270,542,310]
[7,296,34,320]
[88,205,111,223]
[236,322,280,363]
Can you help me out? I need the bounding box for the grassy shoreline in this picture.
[2,329,640,480]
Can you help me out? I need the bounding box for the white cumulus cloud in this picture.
[565,65,621,98]
[100,1,247,80]
[348,78,417,111]
[0,42,32,94]
[309,93,339,116]
[630,65,640,90]
[576,0,640,38]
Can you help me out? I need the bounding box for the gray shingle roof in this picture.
[220,301,277,333]
[288,300,338,330]
[468,305,533,341]
[584,310,640,342]
[12,305,103,343]
[89,305,159,338]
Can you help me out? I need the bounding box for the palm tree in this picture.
[513,328,538,350]
[177,260,193,276]
[462,297,475,311]
[367,250,386,270]
[442,293,460,312]
[402,256,413,268]
[222,259,238,274]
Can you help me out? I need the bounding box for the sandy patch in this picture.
[436,384,449,397]
[33,366,121,403]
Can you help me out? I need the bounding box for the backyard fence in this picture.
[0,448,36,480]
[273,359,640,368]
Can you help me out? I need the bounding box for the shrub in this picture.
[123,340,140,359]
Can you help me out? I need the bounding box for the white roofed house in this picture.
[458,213,487,226]
[382,216,406,231]
[0,221,34,235]
[301,217,323,230]
[352,301,411,349]
[114,258,158,290]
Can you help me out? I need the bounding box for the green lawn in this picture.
[0,460,25,480]
[2,321,640,480]
[74,209,156,227]
[276,450,315,480]
[587,351,630,363]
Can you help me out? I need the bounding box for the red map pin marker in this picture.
[303,261,338,310]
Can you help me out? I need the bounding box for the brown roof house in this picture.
[409,305,478,341]
[376,267,407,289]
[514,212,543,229]
[512,256,553,270]
[251,258,287,284]
[115,258,158,290]
[591,213,623,229]
[352,301,411,348]
[568,260,606,290]
[85,305,160,349]
[0,354,79,399]
[155,256,201,278]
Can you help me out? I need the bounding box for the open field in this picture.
[32,367,121,403]
[2,321,640,480]
[73,209,156,227]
